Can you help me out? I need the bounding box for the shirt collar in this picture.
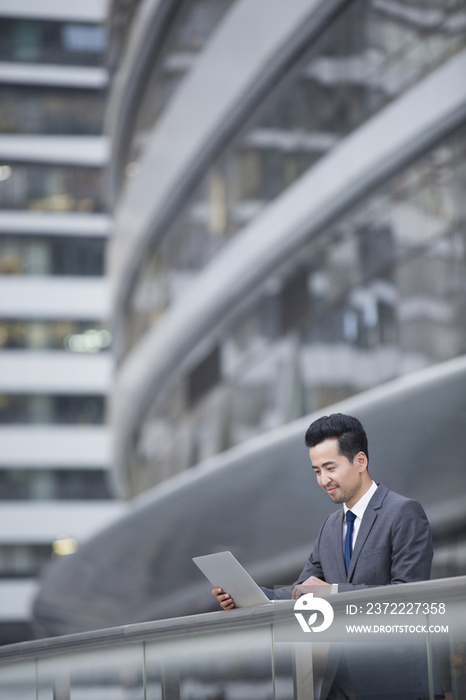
[344,480,378,520]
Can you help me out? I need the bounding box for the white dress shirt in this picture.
[331,480,378,594]
[343,480,378,547]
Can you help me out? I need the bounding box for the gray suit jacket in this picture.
[295,482,433,590]
[263,484,440,700]
[263,483,433,598]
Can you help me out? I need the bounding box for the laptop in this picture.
[193,550,271,607]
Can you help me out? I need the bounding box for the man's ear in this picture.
[355,451,368,472]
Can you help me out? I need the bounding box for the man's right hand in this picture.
[212,587,235,610]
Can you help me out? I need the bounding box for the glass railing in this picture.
[0,575,465,699]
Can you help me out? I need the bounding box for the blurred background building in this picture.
[107,0,466,496]
[0,0,123,645]
[14,0,466,639]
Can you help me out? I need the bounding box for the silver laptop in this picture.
[193,551,271,607]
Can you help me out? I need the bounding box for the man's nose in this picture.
[321,472,332,486]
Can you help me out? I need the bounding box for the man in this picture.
[213,413,443,699]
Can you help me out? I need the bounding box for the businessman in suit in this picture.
[213,413,443,700]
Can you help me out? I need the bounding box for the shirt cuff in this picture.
[331,583,338,594]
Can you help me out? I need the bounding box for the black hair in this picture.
[304,413,369,464]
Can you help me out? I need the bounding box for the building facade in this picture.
[108,0,466,497]
[0,0,123,645]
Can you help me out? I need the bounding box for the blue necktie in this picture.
[344,510,357,573]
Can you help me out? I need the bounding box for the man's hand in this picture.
[292,576,332,600]
[212,587,236,610]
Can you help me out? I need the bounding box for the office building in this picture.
[0,0,123,645]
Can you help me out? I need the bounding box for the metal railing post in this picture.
[161,660,180,700]
[292,642,314,700]
[52,674,70,700]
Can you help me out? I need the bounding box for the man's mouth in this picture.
[326,485,338,494]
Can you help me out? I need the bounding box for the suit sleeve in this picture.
[387,499,433,583]
[293,520,327,584]
[338,499,433,593]
[261,517,329,599]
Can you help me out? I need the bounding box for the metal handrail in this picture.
[2,575,465,664]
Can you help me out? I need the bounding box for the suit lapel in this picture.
[346,484,388,581]
[347,507,377,581]
[333,509,347,582]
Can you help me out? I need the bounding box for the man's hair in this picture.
[304,413,369,464]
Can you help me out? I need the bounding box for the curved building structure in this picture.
[33,356,466,635]
[33,0,466,634]
[109,0,466,498]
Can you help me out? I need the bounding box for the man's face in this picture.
[309,438,368,508]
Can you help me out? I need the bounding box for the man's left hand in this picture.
[292,576,332,599]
